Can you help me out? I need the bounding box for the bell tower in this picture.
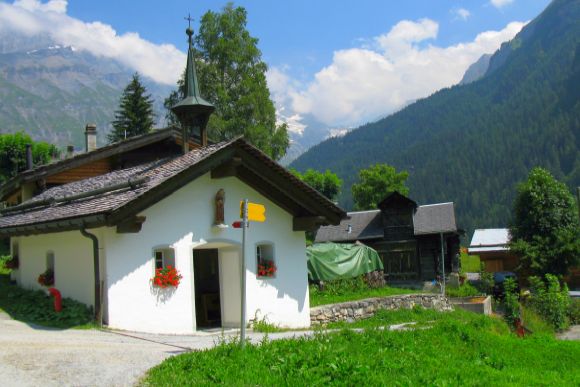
[171,15,215,153]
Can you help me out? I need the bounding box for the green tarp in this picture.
[307,242,384,281]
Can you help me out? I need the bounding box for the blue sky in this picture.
[66,0,550,83]
[0,0,553,133]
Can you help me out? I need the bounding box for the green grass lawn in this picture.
[0,274,94,329]
[142,309,580,386]
[309,282,418,307]
[461,251,481,272]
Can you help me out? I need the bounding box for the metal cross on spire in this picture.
[184,13,194,44]
[184,13,194,29]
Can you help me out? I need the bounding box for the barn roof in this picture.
[314,202,458,243]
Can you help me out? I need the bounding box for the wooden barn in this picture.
[315,192,462,281]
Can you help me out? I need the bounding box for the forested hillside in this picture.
[291,0,580,237]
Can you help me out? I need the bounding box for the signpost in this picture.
[235,199,266,348]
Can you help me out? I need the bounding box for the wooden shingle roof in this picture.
[315,202,458,243]
[0,127,182,200]
[0,138,346,236]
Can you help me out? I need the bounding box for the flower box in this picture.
[151,265,182,288]
[38,268,54,287]
[4,256,19,270]
[258,260,277,278]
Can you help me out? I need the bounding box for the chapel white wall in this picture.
[14,231,94,307]
[103,172,310,334]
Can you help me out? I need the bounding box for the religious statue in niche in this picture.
[214,189,226,226]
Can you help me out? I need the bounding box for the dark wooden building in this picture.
[315,192,462,281]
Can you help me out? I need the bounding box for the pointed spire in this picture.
[172,14,215,152]
[184,15,202,100]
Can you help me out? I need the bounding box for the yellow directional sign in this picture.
[240,201,266,222]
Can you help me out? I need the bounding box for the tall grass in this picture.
[309,276,417,307]
[460,252,481,272]
[142,310,580,386]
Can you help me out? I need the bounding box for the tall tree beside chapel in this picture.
[164,5,289,160]
[110,73,156,143]
[291,168,342,202]
[352,164,410,210]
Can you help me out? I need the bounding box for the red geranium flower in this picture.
[151,266,182,288]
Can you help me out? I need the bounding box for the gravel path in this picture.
[557,325,580,341]
[0,311,420,386]
[0,313,324,387]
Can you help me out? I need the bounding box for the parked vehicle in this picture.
[492,271,519,299]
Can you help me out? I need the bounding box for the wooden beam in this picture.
[236,167,305,216]
[293,216,327,231]
[211,157,242,179]
[235,147,342,224]
[116,216,146,233]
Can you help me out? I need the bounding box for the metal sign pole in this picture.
[440,232,446,296]
[240,199,248,348]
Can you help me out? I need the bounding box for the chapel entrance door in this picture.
[193,249,222,328]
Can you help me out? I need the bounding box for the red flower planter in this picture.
[151,266,182,288]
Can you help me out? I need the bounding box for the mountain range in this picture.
[0,33,171,149]
[291,0,580,237]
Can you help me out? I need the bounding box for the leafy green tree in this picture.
[109,73,155,143]
[510,167,580,277]
[164,4,289,160]
[351,164,409,210]
[0,132,59,184]
[291,169,342,202]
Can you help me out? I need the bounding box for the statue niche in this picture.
[214,189,225,226]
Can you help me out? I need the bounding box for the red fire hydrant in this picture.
[48,288,62,313]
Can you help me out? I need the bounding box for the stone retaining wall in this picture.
[310,294,453,325]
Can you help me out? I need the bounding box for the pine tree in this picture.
[109,73,155,143]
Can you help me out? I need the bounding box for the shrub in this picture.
[568,298,580,325]
[0,276,92,328]
[528,274,570,331]
[502,278,520,328]
[2,255,18,270]
[478,263,494,294]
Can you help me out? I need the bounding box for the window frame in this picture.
[255,242,276,279]
[152,246,176,271]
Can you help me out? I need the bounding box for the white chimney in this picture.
[85,124,97,152]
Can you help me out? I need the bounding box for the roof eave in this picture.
[0,127,179,200]
[0,214,107,237]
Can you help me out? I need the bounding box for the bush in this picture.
[502,278,520,328]
[0,275,93,328]
[528,274,570,331]
[568,298,580,325]
[477,263,494,294]
[0,255,11,275]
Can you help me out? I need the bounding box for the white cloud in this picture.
[453,8,471,21]
[491,0,515,9]
[13,0,66,13]
[0,1,185,85]
[275,19,525,128]
[266,66,308,135]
